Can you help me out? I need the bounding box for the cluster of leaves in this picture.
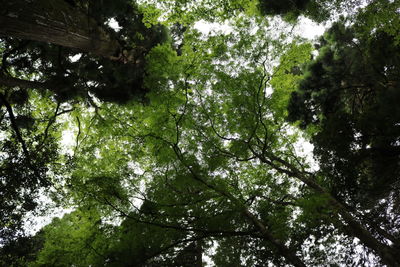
[258,0,366,22]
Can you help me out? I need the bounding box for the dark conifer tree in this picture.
[288,22,400,246]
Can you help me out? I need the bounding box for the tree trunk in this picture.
[194,241,203,267]
[0,74,49,91]
[0,0,122,59]
[295,173,400,266]
[330,198,400,267]
[259,153,400,266]
[243,208,307,267]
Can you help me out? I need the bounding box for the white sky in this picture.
[294,17,326,39]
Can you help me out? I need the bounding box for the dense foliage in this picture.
[288,21,400,205]
[1,0,399,266]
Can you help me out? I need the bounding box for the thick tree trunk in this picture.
[0,0,122,59]
[297,177,400,266]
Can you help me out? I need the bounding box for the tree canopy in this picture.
[1,0,399,266]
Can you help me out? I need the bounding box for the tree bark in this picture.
[0,0,122,59]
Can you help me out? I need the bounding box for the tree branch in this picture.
[0,74,49,91]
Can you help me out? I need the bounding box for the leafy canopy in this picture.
[1,0,400,266]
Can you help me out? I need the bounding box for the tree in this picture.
[0,0,168,238]
[44,24,312,266]
[1,0,122,59]
[51,13,399,264]
[286,16,400,266]
[287,21,400,207]
[258,0,311,18]
[0,231,44,266]
[257,0,355,22]
[0,90,66,245]
[0,0,168,103]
